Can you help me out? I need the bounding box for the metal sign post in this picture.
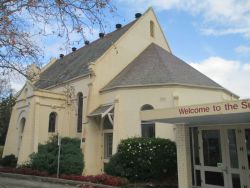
[57,135,61,178]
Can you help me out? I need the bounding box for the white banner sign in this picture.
[141,99,250,121]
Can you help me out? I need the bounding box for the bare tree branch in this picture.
[0,0,115,80]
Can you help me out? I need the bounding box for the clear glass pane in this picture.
[195,170,201,186]
[193,128,200,165]
[141,123,155,138]
[104,133,113,159]
[103,116,113,130]
[231,174,241,188]
[202,130,222,166]
[245,129,250,169]
[205,171,224,186]
[228,129,239,168]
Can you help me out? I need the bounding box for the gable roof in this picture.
[34,20,137,89]
[101,43,228,92]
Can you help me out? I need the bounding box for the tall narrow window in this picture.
[77,92,83,132]
[48,112,57,132]
[104,133,113,159]
[18,117,26,155]
[20,118,26,134]
[150,20,155,37]
[103,116,113,159]
[141,104,155,138]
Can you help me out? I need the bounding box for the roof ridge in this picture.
[35,19,138,89]
[56,20,137,61]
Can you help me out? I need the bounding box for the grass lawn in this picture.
[0,145,4,159]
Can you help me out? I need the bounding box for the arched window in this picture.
[20,118,26,132]
[141,104,155,138]
[48,112,57,132]
[77,92,83,132]
[20,118,26,134]
[18,117,26,155]
[150,20,155,37]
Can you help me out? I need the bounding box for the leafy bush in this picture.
[0,146,3,159]
[30,136,84,175]
[105,137,177,180]
[0,95,16,145]
[0,154,17,167]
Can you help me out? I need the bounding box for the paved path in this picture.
[0,176,77,188]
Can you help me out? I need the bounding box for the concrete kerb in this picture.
[0,172,118,188]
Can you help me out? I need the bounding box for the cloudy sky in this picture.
[116,0,250,99]
[13,0,250,98]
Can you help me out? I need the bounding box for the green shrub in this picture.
[105,137,177,180]
[0,146,3,159]
[30,136,84,175]
[0,154,17,167]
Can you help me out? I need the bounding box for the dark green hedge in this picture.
[0,146,4,159]
[105,137,177,180]
[30,136,84,175]
[0,154,17,167]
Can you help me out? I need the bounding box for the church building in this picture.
[3,8,242,187]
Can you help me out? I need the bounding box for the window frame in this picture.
[104,132,113,159]
[77,92,83,133]
[48,112,57,133]
[150,20,155,38]
[141,104,155,138]
[102,115,113,161]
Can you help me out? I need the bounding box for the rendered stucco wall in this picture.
[3,7,238,177]
[3,84,68,164]
[88,8,170,113]
[111,86,234,153]
[50,76,91,139]
[175,125,192,188]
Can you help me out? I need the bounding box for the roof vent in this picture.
[72,47,77,52]
[84,40,90,45]
[59,54,64,59]
[99,33,105,38]
[135,13,142,19]
[116,24,122,29]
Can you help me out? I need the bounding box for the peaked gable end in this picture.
[101,43,230,93]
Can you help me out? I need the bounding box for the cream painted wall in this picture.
[50,76,91,138]
[84,8,173,174]
[88,8,170,113]
[108,86,234,154]
[3,84,69,164]
[83,118,102,175]
[175,86,236,106]
[3,7,238,176]
[3,82,36,162]
[82,8,238,174]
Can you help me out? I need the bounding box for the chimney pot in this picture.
[59,54,64,59]
[99,33,105,38]
[84,40,90,45]
[116,24,122,29]
[135,13,142,19]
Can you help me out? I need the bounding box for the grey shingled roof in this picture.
[102,43,224,91]
[34,21,136,89]
[88,104,113,117]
